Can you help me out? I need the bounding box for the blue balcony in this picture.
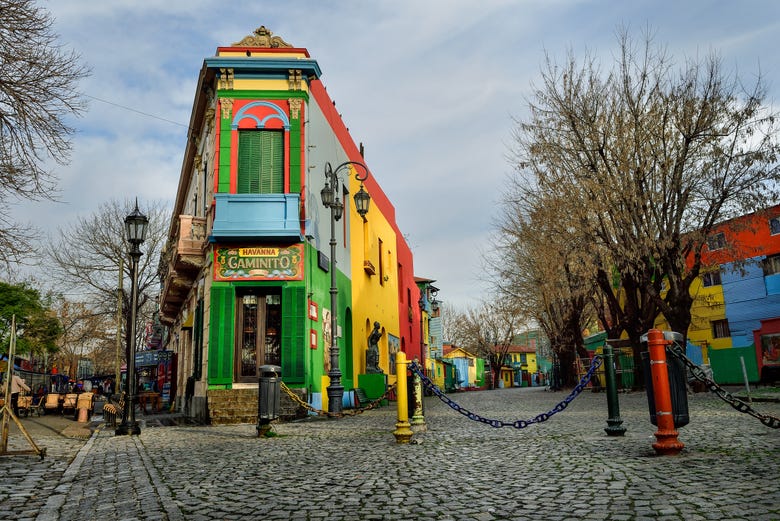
[211,193,302,242]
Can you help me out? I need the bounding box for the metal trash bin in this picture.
[641,347,690,428]
[257,365,281,435]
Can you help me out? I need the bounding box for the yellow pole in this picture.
[393,351,413,444]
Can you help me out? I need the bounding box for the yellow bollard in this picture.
[393,351,413,444]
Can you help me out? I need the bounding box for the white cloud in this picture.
[11,0,780,307]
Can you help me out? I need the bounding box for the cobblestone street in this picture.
[0,386,778,520]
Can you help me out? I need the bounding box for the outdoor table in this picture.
[138,392,161,414]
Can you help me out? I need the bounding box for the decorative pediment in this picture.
[233,26,293,48]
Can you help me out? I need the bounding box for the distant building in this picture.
[655,205,780,383]
[504,344,538,387]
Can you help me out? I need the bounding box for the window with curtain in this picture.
[702,270,722,287]
[237,130,284,194]
[712,319,731,339]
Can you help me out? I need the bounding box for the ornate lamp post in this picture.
[320,161,370,414]
[116,201,148,436]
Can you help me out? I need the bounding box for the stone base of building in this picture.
[206,387,308,425]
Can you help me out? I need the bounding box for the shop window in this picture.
[237,130,283,193]
[702,270,722,287]
[712,319,731,339]
[763,254,780,276]
[707,232,725,251]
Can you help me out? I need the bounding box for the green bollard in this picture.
[603,344,626,436]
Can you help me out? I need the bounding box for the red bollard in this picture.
[647,329,684,455]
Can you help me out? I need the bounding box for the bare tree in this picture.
[0,0,89,270]
[449,301,527,389]
[49,296,113,379]
[490,191,595,386]
[438,301,464,346]
[49,199,169,367]
[509,28,780,354]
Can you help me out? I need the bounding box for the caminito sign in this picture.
[214,244,304,281]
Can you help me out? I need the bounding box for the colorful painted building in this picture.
[504,344,538,387]
[158,27,422,422]
[655,205,780,383]
[415,278,442,377]
[442,345,484,389]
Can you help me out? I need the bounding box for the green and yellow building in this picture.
[158,27,422,422]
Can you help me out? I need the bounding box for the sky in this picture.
[11,0,780,310]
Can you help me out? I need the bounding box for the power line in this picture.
[82,93,190,129]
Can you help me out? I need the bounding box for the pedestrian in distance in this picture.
[11,373,30,418]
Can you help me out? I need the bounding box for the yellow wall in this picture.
[431,359,446,389]
[501,368,513,388]
[509,353,538,373]
[654,276,728,362]
[349,173,400,382]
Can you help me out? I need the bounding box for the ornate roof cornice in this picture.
[232,26,292,48]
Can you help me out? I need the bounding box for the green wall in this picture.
[708,345,759,384]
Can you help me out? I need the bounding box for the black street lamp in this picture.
[116,201,148,436]
[320,161,370,414]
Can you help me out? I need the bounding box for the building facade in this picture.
[158,27,421,421]
[652,205,780,383]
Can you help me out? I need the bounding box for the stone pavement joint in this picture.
[0,387,778,520]
[35,423,101,521]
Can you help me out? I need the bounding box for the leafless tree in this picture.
[507,28,780,366]
[490,191,596,386]
[438,301,464,346]
[49,199,169,367]
[49,297,114,379]
[448,301,528,389]
[0,0,89,270]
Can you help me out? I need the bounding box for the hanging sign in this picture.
[214,244,304,281]
[135,350,173,368]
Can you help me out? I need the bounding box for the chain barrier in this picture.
[666,341,780,429]
[407,356,603,428]
[280,381,397,419]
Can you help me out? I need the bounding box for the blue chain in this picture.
[408,355,603,428]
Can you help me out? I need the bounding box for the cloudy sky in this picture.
[12,0,780,309]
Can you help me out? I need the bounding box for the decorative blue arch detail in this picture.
[231,101,290,130]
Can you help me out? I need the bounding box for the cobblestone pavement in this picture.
[0,387,778,521]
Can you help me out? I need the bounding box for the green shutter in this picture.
[238,130,284,194]
[260,131,283,193]
[237,132,261,194]
[208,285,235,385]
[282,285,306,384]
[288,118,302,193]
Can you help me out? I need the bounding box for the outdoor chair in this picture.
[43,393,61,414]
[28,395,45,417]
[16,394,32,417]
[61,393,78,415]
